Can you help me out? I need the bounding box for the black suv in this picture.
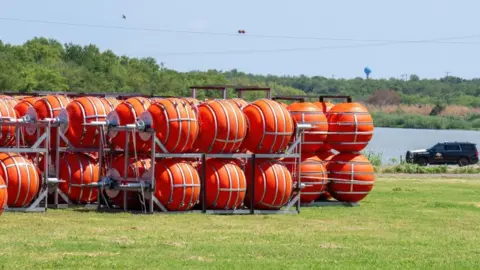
[406,142,479,166]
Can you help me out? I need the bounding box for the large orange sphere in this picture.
[153,159,200,211]
[287,102,328,153]
[0,99,16,147]
[106,154,152,209]
[202,159,246,210]
[283,156,327,203]
[327,153,375,203]
[63,96,113,148]
[315,150,335,201]
[108,97,152,152]
[14,97,39,118]
[326,102,374,152]
[0,176,7,215]
[28,95,71,148]
[241,99,294,154]
[193,99,247,153]
[140,98,199,153]
[0,95,18,108]
[0,153,40,207]
[58,153,100,204]
[245,159,293,210]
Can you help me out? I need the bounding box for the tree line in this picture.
[1,37,480,107]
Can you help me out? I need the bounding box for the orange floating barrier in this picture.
[241,99,294,154]
[315,150,336,201]
[108,97,152,152]
[326,102,374,152]
[0,153,40,207]
[193,99,247,153]
[106,154,152,209]
[245,159,293,210]
[140,98,199,153]
[14,97,39,118]
[327,153,375,203]
[0,99,16,146]
[283,155,327,203]
[57,153,100,204]
[28,95,71,147]
[202,158,246,210]
[287,102,328,153]
[63,96,113,148]
[153,159,200,211]
[0,176,7,215]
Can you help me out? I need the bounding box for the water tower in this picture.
[364,66,372,79]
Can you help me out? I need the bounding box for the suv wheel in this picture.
[416,157,428,166]
[458,157,470,167]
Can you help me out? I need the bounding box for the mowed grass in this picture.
[1,177,480,269]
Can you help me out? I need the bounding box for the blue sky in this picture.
[0,0,479,79]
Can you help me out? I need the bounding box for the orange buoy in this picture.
[0,153,40,207]
[62,96,113,148]
[279,102,288,108]
[315,150,335,201]
[287,102,328,153]
[283,156,327,203]
[57,153,100,204]
[0,176,7,215]
[202,159,246,210]
[140,98,199,153]
[106,154,152,209]
[314,100,335,113]
[108,97,152,152]
[327,153,375,203]
[153,159,200,211]
[245,159,293,210]
[326,102,374,152]
[193,99,247,153]
[28,95,71,147]
[100,97,121,111]
[0,95,18,107]
[14,97,39,118]
[0,99,16,146]
[241,99,294,154]
[228,98,248,110]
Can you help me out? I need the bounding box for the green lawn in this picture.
[1,177,479,269]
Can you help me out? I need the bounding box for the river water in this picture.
[364,127,480,164]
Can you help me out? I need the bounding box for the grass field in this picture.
[1,176,480,269]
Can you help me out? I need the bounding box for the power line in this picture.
[1,16,480,44]
[155,39,480,56]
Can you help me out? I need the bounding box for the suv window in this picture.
[461,144,475,151]
[445,144,461,151]
[433,144,445,151]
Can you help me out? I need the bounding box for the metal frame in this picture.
[0,117,57,212]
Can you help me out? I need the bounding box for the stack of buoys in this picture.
[242,99,295,210]
[284,101,329,203]
[324,101,375,203]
